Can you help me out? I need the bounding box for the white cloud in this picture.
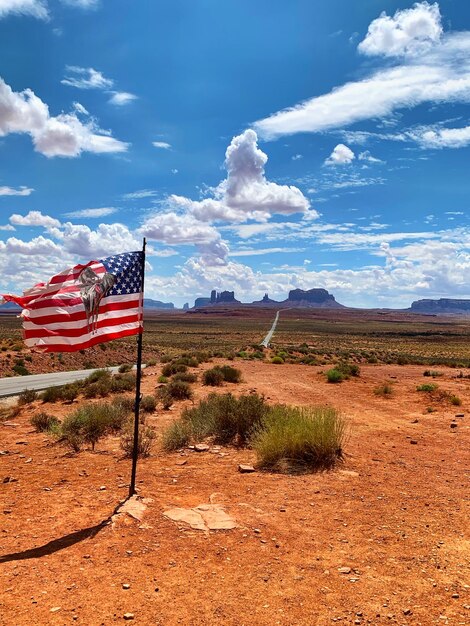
[0,0,48,19]
[0,224,15,231]
[358,150,383,163]
[408,124,470,148]
[9,210,61,229]
[153,248,179,258]
[139,212,228,265]
[108,91,137,106]
[254,15,470,140]
[325,143,355,165]
[291,153,302,160]
[358,2,442,58]
[152,141,171,149]
[0,185,33,196]
[0,77,128,157]
[63,207,118,218]
[229,247,305,257]
[56,222,141,258]
[171,130,311,223]
[0,235,61,256]
[123,189,158,200]
[61,0,98,7]
[61,66,113,90]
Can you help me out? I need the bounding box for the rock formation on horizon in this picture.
[410,298,470,314]
[285,288,344,308]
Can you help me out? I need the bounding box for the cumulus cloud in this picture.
[358,2,442,57]
[0,235,61,255]
[0,77,128,157]
[9,210,61,229]
[0,185,33,196]
[63,207,118,218]
[54,222,141,258]
[169,130,311,223]
[254,7,470,139]
[0,0,48,19]
[358,150,383,163]
[408,124,470,148]
[325,143,355,165]
[139,212,229,265]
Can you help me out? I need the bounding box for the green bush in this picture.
[18,388,38,405]
[172,371,198,383]
[111,395,135,413]
[251,405,346,472]
[450,395,462,406]
[423,370,442,378]
[417,383,438,392]
[140,395,157,413]
[111,372,136,393]
[218,365,242,383]
[61,401,131,451]
[13,364,30,376]
[157,375,169,384]
[271,356,284,365]
[120,421,155,457]
[157,387,174,410]
[146,359,157,367]
[326,368,344,383]
[166,380,193,400]
[374,383,393,397]
[85,369,111,384]
[203,368,224,386]
[162,420,192,451]
[162,363,187,377]
[30,411,59,433]
[41,386,65,403]
[60,383,81,403]
[118,363,132,373]
[337,362,360,377]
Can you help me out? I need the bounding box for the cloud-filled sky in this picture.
[0,0,469,307]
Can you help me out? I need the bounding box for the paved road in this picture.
[0,366,136,398]
[260,310,280,348]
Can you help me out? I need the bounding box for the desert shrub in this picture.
[162,363,188,377]
[13,364,30,376]
[162,420,192,451]
[166,380,193,400]
[146,359,157,367]
[140,395,157,413]
[85,369,111,384]
[175,356,199,368]
[120,422,155,457]
[218,365,242,383]
[160,354,172,363]
[417,383,438,392]
[157,387,174,410]
[176,392,268,446]
[61,402,130,451]
[111,394,135,413]
[41,385,65,403]
[326,368,344,383]
[173,371,198,383]
[252,405,346,472]
[337,362,360,377]
[83,380,112,398]
[374,383,393,397]
[157,375,169,384]
[118,363,132,373]
[30,411,59,433]
[251,351,264,360]
[18,388,38,405]
[271,356,284,365]
[203,368,224,386]
[423,370,442,378]
[111,372,136,393]
[450,395,462,406]
[61,383,82,403]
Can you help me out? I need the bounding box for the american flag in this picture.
[1,251,144,352]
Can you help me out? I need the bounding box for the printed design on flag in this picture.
[78,267,116,334]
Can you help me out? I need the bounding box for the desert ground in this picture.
[0,310,469,625]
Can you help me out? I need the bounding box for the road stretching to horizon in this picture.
[260,310,280,348]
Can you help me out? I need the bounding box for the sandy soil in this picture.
[0,361,469,625]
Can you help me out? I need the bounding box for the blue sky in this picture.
[1,0,469,308]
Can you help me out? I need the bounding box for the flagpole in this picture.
[129,237,146,498]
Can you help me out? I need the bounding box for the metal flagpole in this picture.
[129,237,146,497]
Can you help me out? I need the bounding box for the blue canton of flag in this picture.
[100,252,144,296]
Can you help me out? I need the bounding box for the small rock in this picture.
[175,459,187,466]
[99,485,106,491]
[50,607,61,613]
[83,554,91,559]
[25,458,32,463]
[455,413,464,418]
[338,567,351,574]
[403,608,412,615]
[3,509,12,514]
[15,441,28,445]
[238,464,255,473]
[194,444,209,452]
[451,593,459,599]
[123,613,134,620]
[122,583,131,590]
[3,422,19,427]
[279,507,286,512]
[410,440,418,445]
[253,528,261,534]
[411,418,419,423]
[450,422,458,429]
[3,476,18,483]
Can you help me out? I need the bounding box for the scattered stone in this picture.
[403,608,412,615]
[15,441,28,445]
[455,413,464,418]
[122,584,131,590]
[163,503,236,532]
[25,458,32,463]
[450,422,458,429]
[3,422,20,427]
[0,450,10,455]
[254,528,261,534]
[194,444,209,452]
[238,464,255,473]
[123,613,134,620]
[50,607,61,613]
[175,459,187,466]
[279,507,286,512]
[3,509,12,514]
[411,418,419,423]
[338,567,351,574]
[3,476,18,483]
[451,593,459,599]
[83,555,91,559]
[410,440,418,445]
[99,485,107,491]
[43,487,52,491]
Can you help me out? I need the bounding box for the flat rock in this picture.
[338,567,351,574]
[238,464,256,473]
[163,503,237,532]
[194,444,210,452]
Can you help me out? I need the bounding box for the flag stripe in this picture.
[23,324,142,352]
[23,295,140,323]
[23,312,140,336]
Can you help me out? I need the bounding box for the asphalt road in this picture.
[260,310,280,348]
[0,366,128,398]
